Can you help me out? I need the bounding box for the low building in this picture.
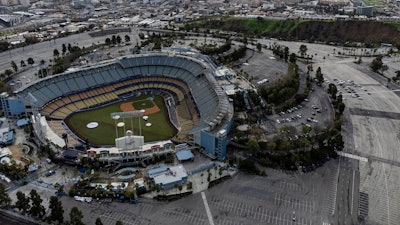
[175,150,194,162]
[0,147,11,159]
[0,128,14,145]
[147,164,188,189]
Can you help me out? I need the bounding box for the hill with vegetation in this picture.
[183,17,400,47]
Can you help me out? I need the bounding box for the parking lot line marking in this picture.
[201,192,215,225]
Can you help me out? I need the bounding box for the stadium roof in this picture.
[176,150,194,161]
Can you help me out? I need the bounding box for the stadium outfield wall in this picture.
[15,50,233,160]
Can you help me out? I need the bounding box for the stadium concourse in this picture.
[14,48,233,168]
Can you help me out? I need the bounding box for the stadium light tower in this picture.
[111,111,143,137]
[112,115,120,138]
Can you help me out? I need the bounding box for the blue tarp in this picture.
[176,150,194,161]
[17,119,28,127]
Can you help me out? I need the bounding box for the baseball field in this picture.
[64,95,177,146]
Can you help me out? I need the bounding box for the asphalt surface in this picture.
[60,163,338,225]
[316,56,400,225]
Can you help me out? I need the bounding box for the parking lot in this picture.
[316,57,400,225]
[58,160,337,225]
[269,83,333,136]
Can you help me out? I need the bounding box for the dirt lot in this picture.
[8,145,26,166]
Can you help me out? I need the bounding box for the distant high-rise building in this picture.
[0,92,26,118]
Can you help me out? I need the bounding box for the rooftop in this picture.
[176,150,194,161]
[152,164,188,186]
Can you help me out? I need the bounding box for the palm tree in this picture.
[218,167,223,178]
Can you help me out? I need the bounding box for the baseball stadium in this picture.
[14,49,233,166]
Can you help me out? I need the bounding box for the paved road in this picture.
[335,157,359,225]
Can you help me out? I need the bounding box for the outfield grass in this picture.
[65,95,176,146]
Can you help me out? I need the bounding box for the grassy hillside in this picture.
[184,17,400,47]
[291,20,400,46]
[186,17,304,37]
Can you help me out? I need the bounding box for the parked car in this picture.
[45,170,56,177]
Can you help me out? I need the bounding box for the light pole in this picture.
[113,115,120,139]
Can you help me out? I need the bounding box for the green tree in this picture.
[48,196,64,224]
[115,220,123,225]
[256,43,262,52]
[124,35,130,42]
[0,40,9,52]
[370,56,383,73]
[20,60,26,67]
[116,35,122,44]
[111,35,117,45]
[337,102,345,115]
[315,67,324,84]
[95,217,104,225]
[381,64,389,75]
[153,39,162,50]
[27,57,34,66]
[289,53,297,63]
[62,43,67,55]
[301,125,312,135]
[333,134,344,151]
[238,159,258,174]
[0,183,11,208]
[4,69,13,77]
[246,139,260,154]
[299,44,307,58]
[328,83,338,99]
[284,46,289,62]
[68,206,85,225]
[139,33,145,39]
[187,181,193,190]
[280,125,297,139]
[105,38,111,45]
[15,191,29,212]
[29,189,45,218]
[11,60,18,72]
[53,49,60,58]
